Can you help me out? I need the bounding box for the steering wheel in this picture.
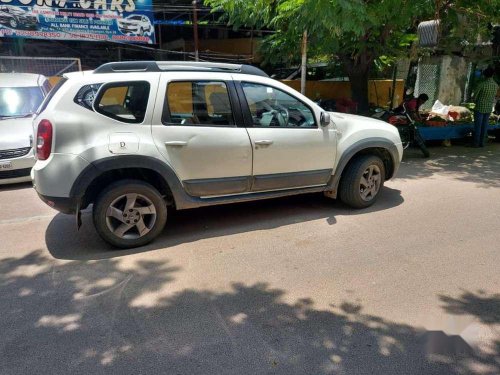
[261,101,289,127]
[274,103,290,126]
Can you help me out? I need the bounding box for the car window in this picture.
[0,87,44,118]
[164,81,234,126]
[95,81,150,124]
[241,82,316,128]
[37,78,67,114]
[74,83,103,110]
[42,80,52,94]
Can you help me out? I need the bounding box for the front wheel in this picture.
[413,128,430,158]
[339,155,386,209]
[93,180,167,249]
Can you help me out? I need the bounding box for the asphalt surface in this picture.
[1,143,499,375]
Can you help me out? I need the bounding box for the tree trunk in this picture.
[348,69,370,113]
[342,51,373,114]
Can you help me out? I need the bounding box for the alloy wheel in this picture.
[105,193,157,239]
[359,165,382,202]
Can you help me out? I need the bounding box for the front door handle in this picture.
[165,141,187,147]
[255,140,274,146]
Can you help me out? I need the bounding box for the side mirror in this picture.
[320,112,331,127]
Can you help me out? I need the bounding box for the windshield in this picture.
[128,16,142,21]
[0,87,44,118]
[7,6,25,15]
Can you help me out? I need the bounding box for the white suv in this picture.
[32,61,403,248]
[117,14,153,36]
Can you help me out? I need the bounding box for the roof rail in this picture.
[93,61,269,77]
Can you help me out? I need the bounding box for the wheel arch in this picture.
[327,139,400,197]
[70,155,187,210]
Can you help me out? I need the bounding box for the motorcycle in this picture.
[372,104,430,158]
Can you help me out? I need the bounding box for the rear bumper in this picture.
[37,192,79,215]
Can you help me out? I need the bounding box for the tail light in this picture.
[36,119,53,160]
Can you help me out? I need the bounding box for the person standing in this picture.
[473,67,498,147]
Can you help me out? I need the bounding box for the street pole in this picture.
[192,0,199,61]
[301,30,307,95]
[390,63,398,109]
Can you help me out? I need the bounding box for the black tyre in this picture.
[414,129,430,158]
[93,179,167,249]
[396,125,411,150]
[339,155,386,209]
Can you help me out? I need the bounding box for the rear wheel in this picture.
[339,155,385,209]
[93,180,167,249]
[414,128,430,158]
[396,125,411,150]
[9,18,18,29]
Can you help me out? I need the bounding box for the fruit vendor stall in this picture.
[418,122,500,141]
[417,103,500,141]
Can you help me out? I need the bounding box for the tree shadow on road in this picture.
[440,290,500,325]
[396,144,500,188]
[45,188,403,261]
[0,250,497,375]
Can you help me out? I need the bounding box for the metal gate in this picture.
[0,56,81,77]
[414,58,441,110]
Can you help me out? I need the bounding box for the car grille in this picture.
[0,147,31,160]
[0,168,31,180]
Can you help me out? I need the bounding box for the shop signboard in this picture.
[0,0,155,44]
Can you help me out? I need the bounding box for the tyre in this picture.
[9,18,18,29]
[139,27,144,36]
[396,125,411,150]
[93,179,167,249]
[414,129,430,158]
[339,155,385,209]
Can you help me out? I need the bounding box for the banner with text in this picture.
[0,0,155,44]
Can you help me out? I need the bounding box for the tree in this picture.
[204,0,499,112]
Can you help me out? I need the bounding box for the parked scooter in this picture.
[373,104,430,158]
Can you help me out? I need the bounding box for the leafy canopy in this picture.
[205,0,434,66]
[205,0,499,66]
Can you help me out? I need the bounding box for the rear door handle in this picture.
[165,141,187,147]
[255,140,274,146]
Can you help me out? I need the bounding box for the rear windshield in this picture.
[37,78,67,114]
[0,87,44,118]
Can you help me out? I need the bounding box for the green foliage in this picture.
[205,0,499,110]
[205,0,436,66]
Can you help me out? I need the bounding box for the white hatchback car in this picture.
[33,61,403,248]
[0,73,50,184]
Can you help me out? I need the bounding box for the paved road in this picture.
[1,144,499,375]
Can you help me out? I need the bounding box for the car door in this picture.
[152,73,253,197]
[237,81,337,191]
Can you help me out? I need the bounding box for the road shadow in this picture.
[0,250,497,375]
[46,188,403,260]
[397,143,500,188]
[440,290,500,325]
